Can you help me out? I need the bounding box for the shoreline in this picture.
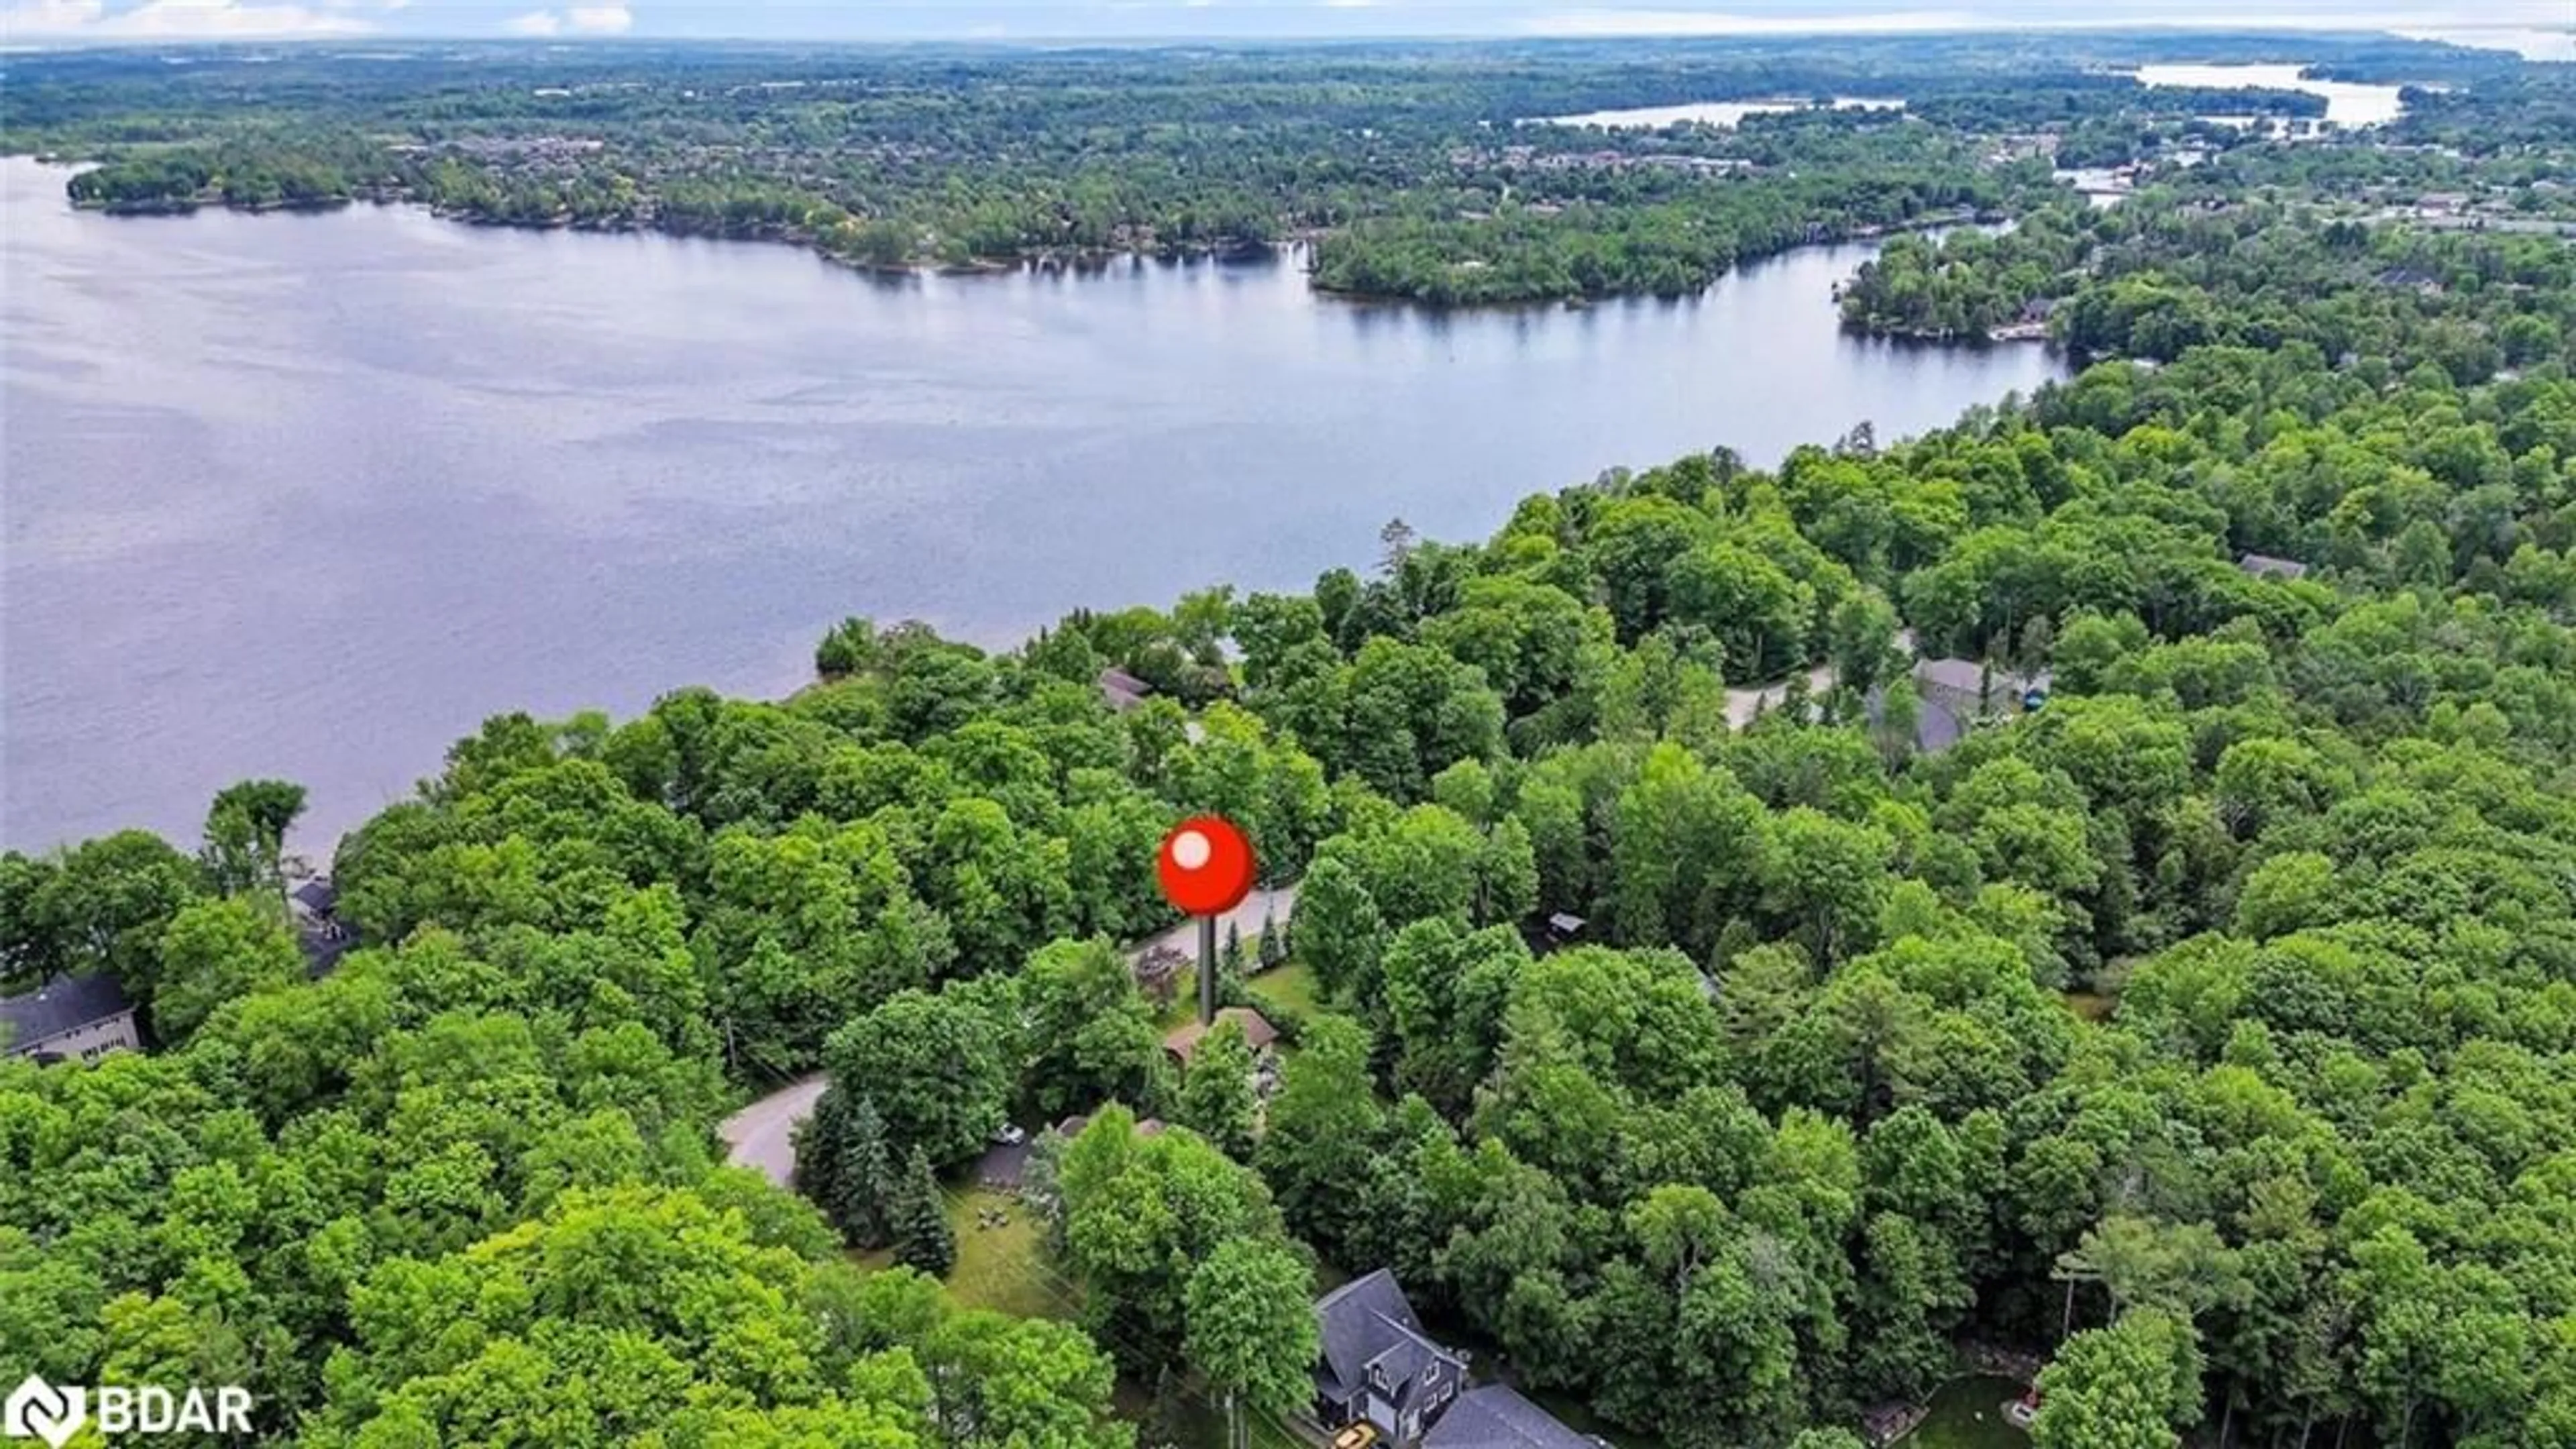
[1,154,2063,858]
[27,153,1998,310]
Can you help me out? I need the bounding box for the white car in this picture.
[993,1124,1027,1146]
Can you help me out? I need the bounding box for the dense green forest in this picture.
[10,34,2576,1449]
[1,33,2532,302]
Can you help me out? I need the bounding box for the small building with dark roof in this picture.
[1097,666,1154,713]
[2238,553,2310,582]
[1163,1006,1279,1067]
[1313,1269,1468,1446]
[1424,1387,1596,1449]
[1,973,140,1063]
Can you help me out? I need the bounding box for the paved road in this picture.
[1722,663,1837,729]
[717,881,1300,1187]
[719,1074,828,1188]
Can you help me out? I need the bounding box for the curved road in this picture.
[718,881,1299,1186]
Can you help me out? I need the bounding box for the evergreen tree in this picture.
[1224,920,1245,975]
[1257,907,1285,969]
[836,1093,896,1248]
[891,1145,956,1277]
[791,1083,851,1217]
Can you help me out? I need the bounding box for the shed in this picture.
[1163,1006,1279,1066]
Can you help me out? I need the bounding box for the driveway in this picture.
[718,881,1300,1186]
[1132,881,1299,960]
[718,1075,827,1188]
[1723,663,1837,729]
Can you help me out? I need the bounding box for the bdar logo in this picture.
[3,1375,85,1449]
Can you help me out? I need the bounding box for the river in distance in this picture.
[0,155,2065,851]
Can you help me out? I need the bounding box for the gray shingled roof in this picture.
[1424,1387,1595,1449]
[2238,553,2309,581]
[1315,1269,1459,1403]
[1097,667,1152,712]
[0,973,133,1051]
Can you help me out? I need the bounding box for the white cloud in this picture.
[504,3,629,35]
[1,0,374,36]
[1,0,105,34]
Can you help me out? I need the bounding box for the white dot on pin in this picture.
[1171,828,1212,870]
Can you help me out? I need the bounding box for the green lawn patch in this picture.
[1248,959,1325,1018]
[859,1185,1079,1324]
[2062,991,2116,1023]
[1896,1377,2030,1449]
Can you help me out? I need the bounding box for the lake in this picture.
[2132,62,2410,127]
[0,156,2064,851]
[1541,97,1906,129]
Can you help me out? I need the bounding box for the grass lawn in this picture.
[1896,1377,2031,1449]
[858,1185,1080,1324]
[1248,959,1326,1018]
[2062,990,2116,1023]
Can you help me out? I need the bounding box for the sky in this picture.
[0,0,2563,50]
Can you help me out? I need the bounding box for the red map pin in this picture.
[1158,816,1256,917]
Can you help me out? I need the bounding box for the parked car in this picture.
[1333,1425,1379,1449]
[992,1124,1027,1146]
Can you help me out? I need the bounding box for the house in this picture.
[290,875,356,977]
[1313,1270,1469,1446]
[1544,912,1587,945]
[1,973,140,1063]
[1163,1006,1278,1067]
[1053,1110,1167,1140]
[290,876,339,925]
[2238,553,2309,582]
[1424,1387,1597,1449]
[1913,657,2050,724]
[1097,666,1154,713]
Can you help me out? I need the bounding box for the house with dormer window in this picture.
[1313,1269,1468,1446]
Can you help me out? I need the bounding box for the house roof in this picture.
[1054,1110,1167,1140]
[1424,1387,1595,1449]
[0,972,133,1051]
[1097,667,1152,712]
[1913,657,1991,693]
[1546,913,1587,935]
[290,877,337,914]
[1914,657,2048,701]
[2238,553,2309,580]
[1314,1269,1464,1408]
[1163,1007,1278,1064]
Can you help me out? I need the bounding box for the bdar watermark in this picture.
[5,1375,252,1448]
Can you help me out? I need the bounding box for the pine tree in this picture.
[1224,920,1245,975]
[792,1083,851,1218]
[836,1093,896,1248]
[1257,907,1284,969]
[891,1146,956,1277]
